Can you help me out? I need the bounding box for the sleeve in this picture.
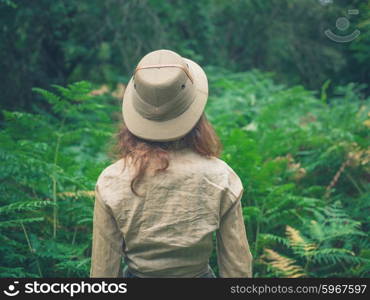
[90,184,124,277]
[216,189,253,278]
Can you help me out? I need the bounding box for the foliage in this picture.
[0,0,369,111]
[0,82,118,277]
[205,67,369,277]
[0,66,369,277]
[260,203,369,277]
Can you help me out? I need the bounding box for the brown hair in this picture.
[111,112,222,197]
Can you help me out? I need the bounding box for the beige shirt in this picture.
[90,148,253,278]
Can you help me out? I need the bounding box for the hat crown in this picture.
[132,50,195,121]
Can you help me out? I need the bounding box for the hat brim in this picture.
[122,58,208,142]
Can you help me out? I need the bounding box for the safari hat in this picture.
[122,49,208,142]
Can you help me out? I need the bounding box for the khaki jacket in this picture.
[90,148,253,278]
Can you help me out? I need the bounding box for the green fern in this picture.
[1,70,369,278]
[260,202,369,277]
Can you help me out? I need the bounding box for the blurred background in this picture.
[0,0,369,277]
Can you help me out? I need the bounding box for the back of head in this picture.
[109,49,223,196]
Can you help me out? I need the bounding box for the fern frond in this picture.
[0,217,44,228]
[260,233,290,248]
[57,191,94,198]
[0,200,54,215]
[286,225,317,255]
[310,248,366,265]
[261,248,306,278]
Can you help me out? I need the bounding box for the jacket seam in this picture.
[202,175,227,193]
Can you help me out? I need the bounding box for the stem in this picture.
[21,222,43,277]
[52,176,57,239]
[254,220,260,254]
[344,171,364,195]
[254,193,267,255]
[304,253,312,275]
[71,227,78,245]
[324,159,349,199]
[21,222,33,253]
[52,117,66,239]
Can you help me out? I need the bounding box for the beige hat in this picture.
[122,49,208,142]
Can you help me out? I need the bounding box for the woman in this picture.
[90,49,253,278]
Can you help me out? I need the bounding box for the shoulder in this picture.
[96,158,127,189]
[201,156,244,201]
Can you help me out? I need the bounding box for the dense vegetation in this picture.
[1,0,369,111]
[0,0,369,278]
[206,68,369,277]
[1,68,369,277]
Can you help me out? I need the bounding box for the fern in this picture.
[259,203,370,277]
[1,70,369,278]
[0,200,55,214]
[261,249,306,278]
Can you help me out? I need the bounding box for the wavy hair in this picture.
[110,112,222,197]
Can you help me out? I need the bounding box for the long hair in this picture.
[110,112,222,197]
